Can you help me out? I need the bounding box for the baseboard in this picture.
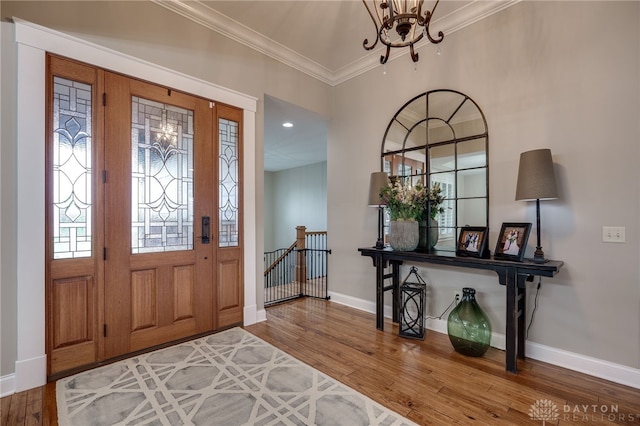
[329,291,640,390]
[243,304,263,326]
[524,340,640,390]
[255,309,267,324]
[15,354,47,393]
[0,373,16,397]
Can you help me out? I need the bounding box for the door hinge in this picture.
[102,170,107,183]
[102,92,107,106]
[103,324,107,337]
[103,247,107,261]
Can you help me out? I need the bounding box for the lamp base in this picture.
[529,257,550,264]
[375,238,385,249]
[531,247,549,263]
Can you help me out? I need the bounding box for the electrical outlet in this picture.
[453,290,461,303]
[602,226,625,243]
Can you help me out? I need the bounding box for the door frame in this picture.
[11,19,260,393]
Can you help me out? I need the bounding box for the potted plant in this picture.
[416,182,444,249]
[380,179,444,251]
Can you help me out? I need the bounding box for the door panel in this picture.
[217,254,242,327]
[49,276,96,373]
[104,73,214,359]
[46,56,103,376]
[215,106,244,328]
[130,269,157,332]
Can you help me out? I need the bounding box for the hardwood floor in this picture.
[2,298,639,425]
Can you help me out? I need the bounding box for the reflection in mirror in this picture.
[381,90,488,252]
[458,169,486,198]
[430,144,455,172]
[458,138,487,167]
[427,118,454,144]
[458,198,487,227]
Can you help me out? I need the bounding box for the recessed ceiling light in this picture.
[282,122,293,128]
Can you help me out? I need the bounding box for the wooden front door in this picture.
[102,72,215,358]
[46,55,243,377]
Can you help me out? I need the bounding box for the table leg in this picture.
[392,261,401,323]
[517,275,527,359]
[505,268,518,373]
[375,254,385,330]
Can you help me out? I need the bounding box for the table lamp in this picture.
[368,171,388,249]
[515,149,559,263]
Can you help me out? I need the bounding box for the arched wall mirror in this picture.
[380,89,489,252]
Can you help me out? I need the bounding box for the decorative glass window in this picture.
[52,76,93,259]
[131,97,194,253]
[219,118,239,247]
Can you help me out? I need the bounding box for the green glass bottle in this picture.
[447,287,492,357]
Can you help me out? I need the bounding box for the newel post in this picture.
[296,226,307,289]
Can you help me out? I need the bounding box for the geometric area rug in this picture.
[57,327,417,425]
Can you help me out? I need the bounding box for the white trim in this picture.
[242,108,258,327]
[12,19,258,391]
[525,341,640,390]
[152,0,334,86]
[255,309,268,324]
[153,0,522,86]
[329,291,640,390]
[0,374,16,398]
[15,355,47,394]
[15,37,47,393]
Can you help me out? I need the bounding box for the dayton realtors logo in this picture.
[529,399,638,423]
[529,399,559,425]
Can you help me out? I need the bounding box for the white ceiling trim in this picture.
[152,0,335,85]
[153,0,521,87]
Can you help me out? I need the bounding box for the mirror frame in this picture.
[380,89,489,251]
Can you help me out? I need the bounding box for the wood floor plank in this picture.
[2,297,639,425]
[246,299,640,426]
[1,393,12,425]
[24,387,43,426]
[5,390,27,425]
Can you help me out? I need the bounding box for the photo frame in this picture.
[494,222,532,261]
[456,227,489,258]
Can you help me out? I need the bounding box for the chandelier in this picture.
[362,0,444,64]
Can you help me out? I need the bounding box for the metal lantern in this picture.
[399,266,427,339]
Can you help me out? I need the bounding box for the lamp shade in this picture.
[368,172,388,206]
[515,149,559,201]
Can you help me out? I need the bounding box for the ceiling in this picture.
[152,0,520,171]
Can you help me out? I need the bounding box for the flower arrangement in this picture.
[380,179,445,222]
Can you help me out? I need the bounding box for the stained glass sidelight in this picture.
[219,118,239,247]
[131,97,194,253]
[52,77,93,259]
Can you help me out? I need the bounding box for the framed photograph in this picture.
[494,222,532,261]
[456,227,489,258]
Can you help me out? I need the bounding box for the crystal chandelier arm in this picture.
[409,43,419,63]
[423,0,444,44]
[381,45,391,64]
[362,0,381,51]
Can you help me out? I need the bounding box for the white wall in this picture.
[1,0,639,392]
[265,162,328,251]
[0,22,18,383]
[263,172,276,251]
[329,1,640,372]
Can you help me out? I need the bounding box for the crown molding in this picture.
[152,0,521,87]
[152,0,335,85]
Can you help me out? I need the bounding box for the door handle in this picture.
[201,216,210,244]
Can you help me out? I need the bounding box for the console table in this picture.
[358,247,563,373]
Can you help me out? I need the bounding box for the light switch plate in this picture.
[602,226,625,243]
